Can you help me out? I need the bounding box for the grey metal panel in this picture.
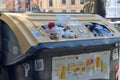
[2,22,26,65]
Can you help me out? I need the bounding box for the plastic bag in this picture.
[85,22,113,37]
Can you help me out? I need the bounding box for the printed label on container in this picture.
[35,59,44,71]
[52,51,110,80]
[32,30,42,39]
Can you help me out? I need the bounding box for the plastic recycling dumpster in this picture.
[0,13,120,80]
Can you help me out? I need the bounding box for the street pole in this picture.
[118,43,120,80]
[30,0,32,11]
[94,0,106,17]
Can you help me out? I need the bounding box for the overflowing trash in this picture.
[42,15,78,39]
[42,22,76,39]
[42,15,114,40]
[85,22,113,37]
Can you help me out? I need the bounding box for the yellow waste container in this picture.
[0,12,120,80]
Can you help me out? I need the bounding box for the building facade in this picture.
[5,0,30,11]
[0,0,6,11]
[34,0,85,12]
[106,0,120,18]
[5,0,86,12]
[5,0,15,11]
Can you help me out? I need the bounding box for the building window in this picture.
[62,0,66,5]
[80,0,84,4]
[71,0,75,5]
[0,0,4,3]
[117,0,120,5]
[49,10,53,12]
[49,0,53,7]
[40,1,42,7]
[80,10,84,13]
[71,10,76,13]
[62,10,66,13]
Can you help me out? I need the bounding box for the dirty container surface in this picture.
[0,13,120,80]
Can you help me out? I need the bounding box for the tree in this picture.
[83,0,106,17]
[94,0,106,17]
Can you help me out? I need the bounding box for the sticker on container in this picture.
[112,48,119,60]
[52,51,110,80]
[32,30,42,39]
[12,46,18,55]
[35,59,44,71]
[23,63,30,77]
